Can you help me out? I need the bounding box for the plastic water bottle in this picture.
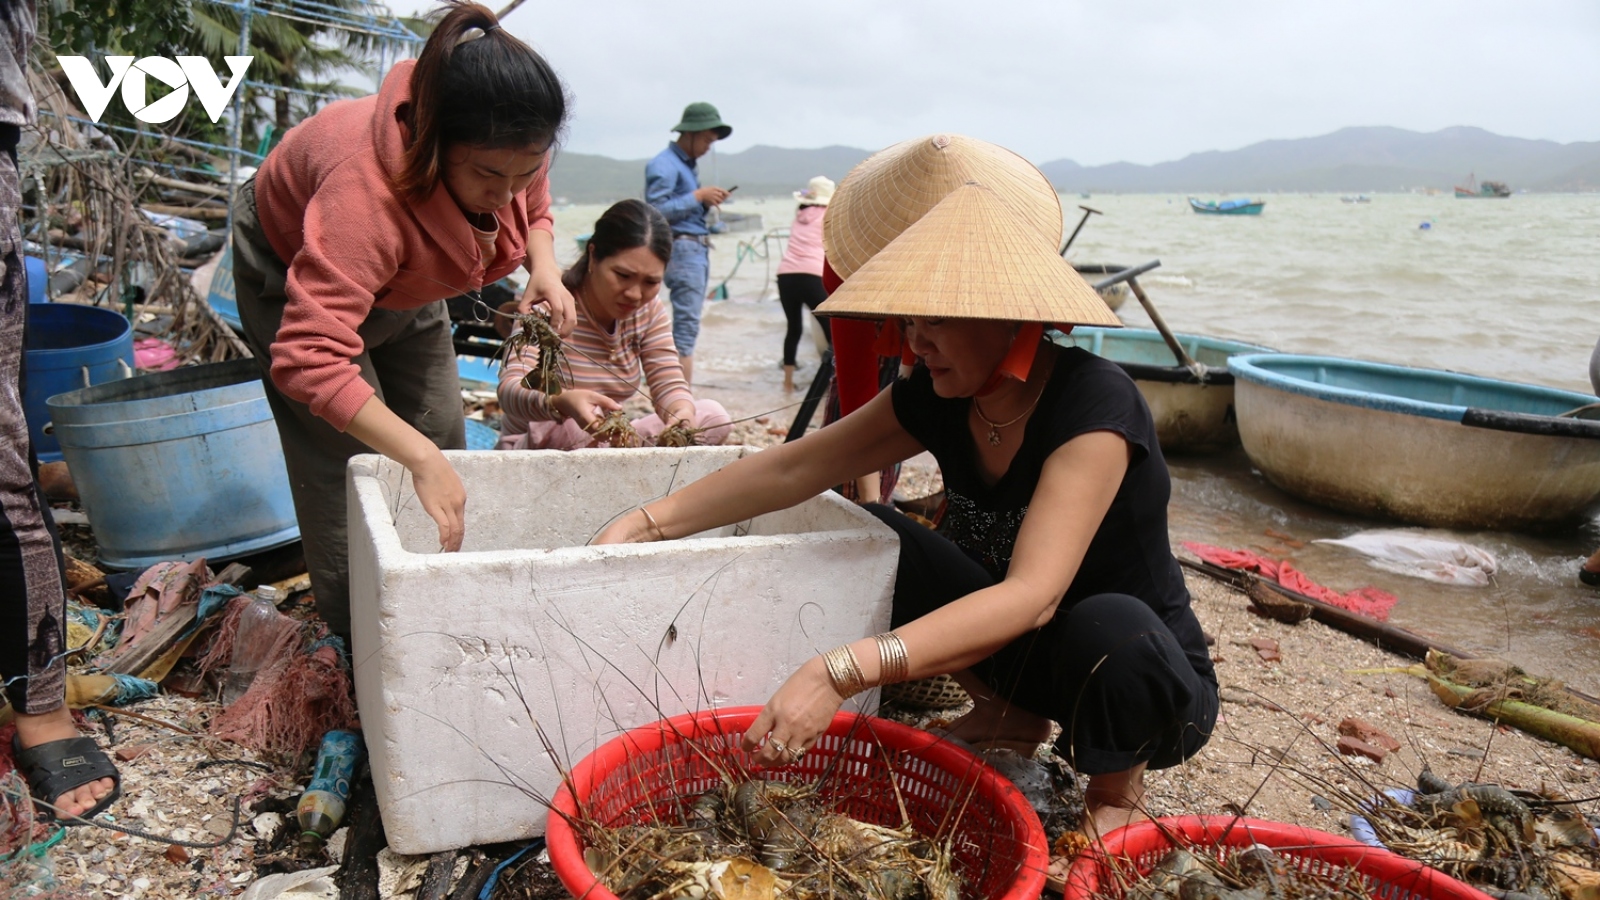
[221,585,282,705]
[297,729,364,850]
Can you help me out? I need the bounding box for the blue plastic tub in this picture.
[23,303,136,463]
[47,359,300,569]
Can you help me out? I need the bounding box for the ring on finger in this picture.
[768,738,790,757]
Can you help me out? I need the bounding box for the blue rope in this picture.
[183,585,244,641]
[307,633,349,671]
[478,838,543,900]
[37,111,268,162]
[106,673,160,705]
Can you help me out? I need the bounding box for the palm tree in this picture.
[190,0,420,141]
[37,0,420,165]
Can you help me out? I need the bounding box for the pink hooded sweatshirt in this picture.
[253,58,554,430]
[776,204,825,277]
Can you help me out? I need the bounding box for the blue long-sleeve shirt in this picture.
[645,142,708,236]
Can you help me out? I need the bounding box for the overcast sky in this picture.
[380,0,1600,166]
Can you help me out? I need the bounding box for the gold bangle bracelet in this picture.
[823,645,867,699]
[639,507,667,541]
[873,632,910,685]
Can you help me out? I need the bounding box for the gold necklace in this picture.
[972,383,1045,446]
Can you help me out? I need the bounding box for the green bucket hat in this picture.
[672,102,732,139]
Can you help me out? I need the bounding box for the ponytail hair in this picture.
[562,200,672,294]
[393,1,570,204]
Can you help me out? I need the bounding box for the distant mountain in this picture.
[548,144,872,203]
[547,127,1600,201]
[1039,126,1600,193]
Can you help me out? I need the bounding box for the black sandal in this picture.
[1581,566,1600,588]
[13,734,122,823]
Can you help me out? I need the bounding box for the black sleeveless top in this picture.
[891,346,1214,681]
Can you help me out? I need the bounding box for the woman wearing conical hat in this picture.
[597,135,1218,848]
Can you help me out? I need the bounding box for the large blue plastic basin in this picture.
[47,359,300,568]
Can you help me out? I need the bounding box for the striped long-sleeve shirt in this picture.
[498,294,694,434]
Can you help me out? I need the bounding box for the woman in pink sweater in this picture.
[497,200,731,449]
[231,2,573,635]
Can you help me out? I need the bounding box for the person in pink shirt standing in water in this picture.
[776,176,833,392]
[231,1,573,637]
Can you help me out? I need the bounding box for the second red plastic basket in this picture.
[1064,816,1493,900]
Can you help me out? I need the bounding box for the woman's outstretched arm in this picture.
[592,387,922,544]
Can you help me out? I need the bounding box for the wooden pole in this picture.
[1127,276,1205,379]
[141,203,230,221]
[136,171,229,199]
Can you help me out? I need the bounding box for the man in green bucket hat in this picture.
[645,102,734,383]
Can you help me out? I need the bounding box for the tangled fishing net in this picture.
[198,598,357,757]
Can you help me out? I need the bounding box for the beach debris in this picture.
[1183,542,1397,621]
[1246,576,1313,623]
[25,71,251,368]
[199,604,358,756]
[377,847,431,899]
[1314,529,1498,586]
[1337,718,1400,752]
[1249,637,1281,662]
[236,864,341,900]
[1336,735,1388,764]
[582,776,961,900]
[37,461,77,502]
[113,743,154,762]
[1422,650,1600,760]
[93,560,251,683]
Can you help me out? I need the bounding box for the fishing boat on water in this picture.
[1340,195,1371,204]
[1188,197,1265,215]
[1052,327,1275,453]
[1454,172,1512,198]
[1228,354,1600,531]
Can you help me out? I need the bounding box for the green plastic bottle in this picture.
[297,729,364,851]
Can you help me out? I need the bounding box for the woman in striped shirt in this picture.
[496,200,732,449]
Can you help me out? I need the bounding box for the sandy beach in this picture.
[31,569,1600,899]
[18,299,1599,900]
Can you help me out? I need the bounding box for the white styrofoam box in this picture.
[347,446,899,855]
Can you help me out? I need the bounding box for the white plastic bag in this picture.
[238,865,339,900]
[1314,529,1497,586]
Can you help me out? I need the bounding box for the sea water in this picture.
[547,193,1600,695]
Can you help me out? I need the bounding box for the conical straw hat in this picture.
[816,182,1121,326]
[823,133,1062,280]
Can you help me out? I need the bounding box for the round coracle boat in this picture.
[1229,353,1600,531]
[1054,328,1276,454]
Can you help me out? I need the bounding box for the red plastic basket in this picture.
[1063,816,1493,900]
[547,706,1048,900]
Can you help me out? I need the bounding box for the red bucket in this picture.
[547,706,1048,900]
[1064,816,1493,900]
